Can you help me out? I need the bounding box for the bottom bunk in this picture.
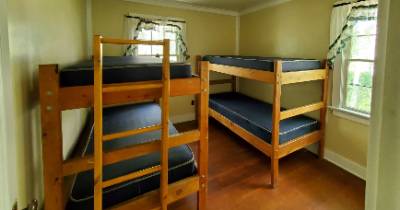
[66,103,197,210]
[209,92,321,156]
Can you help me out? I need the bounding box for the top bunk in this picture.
[201,55,329,85]
[60,56,192,87]
[40,55,204,111]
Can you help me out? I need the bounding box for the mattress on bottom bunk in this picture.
[60,56,192,87]
[66,103,196,210]
[209,92,319,144]
[202,55,322,72]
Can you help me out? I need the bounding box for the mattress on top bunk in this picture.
[66,103,196,210]
[202,55,322,72]
[209,92,319,145]
[60,56,192,87]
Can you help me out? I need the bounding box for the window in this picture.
[329,2,378,121]
[342,19,377,115]
[137,24,180,62]
[124,15,188,61]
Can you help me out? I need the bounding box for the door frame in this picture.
[0,0,17,209]
[365,0,391,209]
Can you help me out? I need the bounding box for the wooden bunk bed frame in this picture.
[38,36,209,210]
[197,56,329,188]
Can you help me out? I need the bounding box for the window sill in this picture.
[329,106,370,125]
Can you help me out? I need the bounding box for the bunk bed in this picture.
[39,36,209,210]
[199,55,329,188]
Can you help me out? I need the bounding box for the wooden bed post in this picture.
[197,61,209,210]
[39,64,65,210]
[271,60,282,188]
[93,35,104,210]
[319,61,329,159]
[160,39,171,210]
[195,55,202,124]
[232,76,237,92]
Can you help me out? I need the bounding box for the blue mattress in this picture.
[210,92,319,144]
[60,56,192,87]
[66,103,196,210]
[202,55,321,72]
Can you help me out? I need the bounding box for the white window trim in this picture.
[331,29,377,124]
[137,28,179,59]
[331,54,372,125]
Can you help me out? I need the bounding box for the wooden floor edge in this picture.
[109,176,200,210]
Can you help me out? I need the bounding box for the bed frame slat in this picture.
[59,78,201,111]
[102,81,163,93]
[281,69,328,84]
[209,63,275,83]
[103,165,161,188]
[109,176,200,210]
[280,102,324,120]
[62,130,200,177]
[103,124,162,142]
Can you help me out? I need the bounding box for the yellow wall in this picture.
[6,0,88,206]
[91,0,237,121]
[240,0,369,167]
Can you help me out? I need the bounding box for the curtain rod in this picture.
[125,15,186,24]
[333,0,367,7]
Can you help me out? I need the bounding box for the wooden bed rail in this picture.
[198,55,329,85]
[59,78,201,110]
[62,130,200,176]
[280,102,325,120]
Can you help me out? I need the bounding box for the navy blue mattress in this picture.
[210,92,319,144]
[202,55,321,72]
[66,103,196,210]
[60,56,192,87]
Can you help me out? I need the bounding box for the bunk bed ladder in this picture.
[93,35,171,210]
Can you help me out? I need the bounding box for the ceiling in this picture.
[172,0,276,12]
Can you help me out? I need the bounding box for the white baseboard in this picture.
[171,113,195,124]
[324,149,366,180]
[306,146,366,180]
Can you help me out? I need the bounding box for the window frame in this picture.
[342,58,375,114]
[130,13,186,62]
[331,21,377,124]
[137,27,180,62]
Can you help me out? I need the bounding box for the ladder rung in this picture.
[103,81,163,93]
[103,124,162,142]
[102,165,161,188]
